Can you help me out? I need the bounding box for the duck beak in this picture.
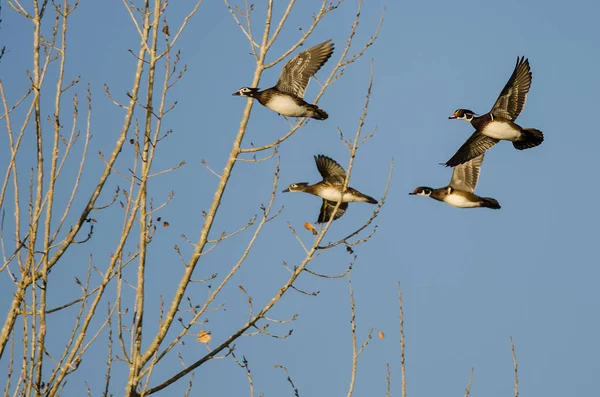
[448,114,457,119]
[408,192,416,195]
[282,188,290,193]
[232,91,241,96]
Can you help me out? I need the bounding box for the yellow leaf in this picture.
[197,330,211,344]
[163,221,170,228]
[304,221,317,235]
[378,330,385,340]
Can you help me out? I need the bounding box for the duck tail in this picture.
[513,128,544,150]
[310,106,329,120]
[480,197,501,209]
[362,194,378,205]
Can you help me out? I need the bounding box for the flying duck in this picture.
[411,154,500,209]
[445,56,543,167]
[283,155,378,222]
[233,40,334,120]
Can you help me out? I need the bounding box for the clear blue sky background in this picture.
[1,0,599,395]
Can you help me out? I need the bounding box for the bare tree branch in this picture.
[511,336,519,397]
[464,367,474,397]
[275,364,300,397]
[399,281,407,397]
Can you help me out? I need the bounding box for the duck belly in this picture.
[318,187,344,202]
[483,121,520,140]
[318,187,366,203]
[444,193,480,208]
[266,96,306,117]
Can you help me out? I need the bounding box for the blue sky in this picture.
[1,0,599,395]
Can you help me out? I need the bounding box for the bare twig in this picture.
[304,255,355,279]
[511,336,519,397]
[347,273,372,397]
[201,159,221,178]
[399,281,407,397]
[275,364,300,397]
[231,352,256,397]
[385,363,391,397]
[223,0,259,50]
[464,367,474,397]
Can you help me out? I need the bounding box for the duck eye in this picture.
[291,184,297,188]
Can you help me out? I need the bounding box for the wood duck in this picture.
[445,56,544,167]
[233,40,334,120]
[282,155,378,222]
[410,154,500,209]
